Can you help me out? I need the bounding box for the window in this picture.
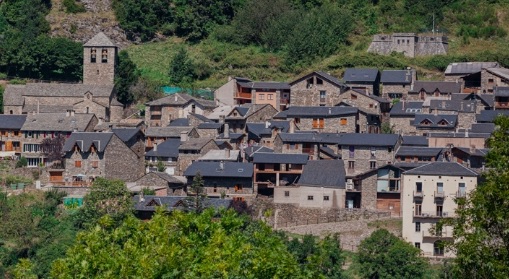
[23,144,40,153]
[319,91,326,102]
[415,222,421,232]
[27,158,42,168]
[434,241,445,256]
[415,242,421,249]
[351,94,357,100]
[340,118,347,125]
[267,94,274,100]
[323,195,330,201]
[91,161,99,168]
[349,146,355,158]
[370,147,376,158]
[285,191,290,197]
[312,118,324,129]
[458,182,466,197]
[370,161,377,169]
[316,78,323,85]
[259,94,265,100]
[307,195,314,200]
[213,186,217,193]
[416,182,423,193]
[488,78,494,83]
[348,161,355,170]
[437,182,444,193]
[369,104,374,108]
[415,203,422,216]
[75,160,82,168]
[258,163,265,171]
[90,48,96,63]
[289,143,296,150]
[234,184,243,192]
[436,205,443,217]
[101,48,108,63]
[294,118,300,124]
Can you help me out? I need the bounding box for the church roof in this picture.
[11,83,114,98]
[84,32,116,47]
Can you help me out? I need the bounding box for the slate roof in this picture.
[319,146,340,159]
[453,147,489,157]
[476,110,509,122]
[238,81,291,90]
[470,123,495,134]
[428,132,491,139]
[494,87,509,97]
[243,146,274,157]
[179,138,215,151]
[198,150,240,161]
[349,89,390,103]
[389,101,423,116]
[298,160,345,188]
[275,106,358,118]
[189,113,212,123]
[445,62,499,75]
[145,138,180,158]
[380,70,413,84]
[145,127,193,137]
[450,93,494,107]
[133,172,186,186]
[252,153,308,164]
[63,132,114,152]
[289,71,347,88]
[429,99,477,113]
[396,147,442,157]
[133,195,232,212]
[343,68,379,83]
[197,122,222,129]
[146,93,216,108]
[21,113,95,132]
[17,83,114,98]
[22,105,74,114]
[3,85,25,106]
[410,81,461,93]
[484,67,509,80]
[112,128,141,142]
[168,118,190,127]
[84,32,116,47]
[338,133,400,147]
[0,115,27,130]
[278,133,323,143]
[393,162,429,170]
[402,136,428,147]
[404,162,478,176]
[246,123,271,138]
[184,161,253,178]
[413,114,457,129]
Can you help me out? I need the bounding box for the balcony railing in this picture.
[413,191,423,198]
[456,191,466,198]
[422,229,454,239]
[235,92,252,99]
[414,211,455,218]
[434,191,445,199]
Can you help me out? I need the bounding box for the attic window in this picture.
[316,78,323,85]
[438,119,449,126]
[420,119,432,126]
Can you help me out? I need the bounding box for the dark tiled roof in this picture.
[84,32,116,47]
[494,87,509,97]
[146,93,216,108]
[393,162,429,170]
[396,147,442,157]
[21,113,95,132]
[279,133,322,143]
[112,128,141,142]
[429,100,477,112]
[338,133,400,147]
[179,138,215,151]
[404,162,478,176]
[3,85,25,106]
[413,114,457,129]
[485,67,509,80]
[243,146,274,157]
[239,81,291,90]
[289,71,347,88]
[253,153,308,164]
[197,122,222,129]
[0,115,27,130]
[343,68,379,83]
[168,118,190,127]
[380,70,413,84]
[184,161,253,178]
[445,62,499,75]
[246,123,271,138]
[133,195,232,212]
[278,106,358,118]
[390,101,424,116]
[63,132,114,152]
[189,113,212,123]
[145,138,180,158]
[298,160,345,188]
[12,83,114,97]
[428,132,491,139]
[410,81,461,93]
[476,110,509,123]
[402,136,428,146]
[145,127,193,137]
[319,146,340,159]
[470,123,495,134]
[450,93,494,107]
[453,147,489,157]
[22,105,74,114]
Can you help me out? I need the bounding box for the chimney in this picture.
[402,99,405,110]
[71,110,75,117]
[98,117,103,125]
[66,110,70,117]
[219,115,225,124]
[139,191,145,202]
[465,129,469,138]
[153,142,158,152]
[224,123,230,138]
[434,108,438,116]
[328,107,332,115]
[225,148,231,159]
[442,101,446,109]
[180,131,188,142]
[289,119,295,134]
[265,121,271,129]
[460,101,464,111]
[37,100,40,114]
[219,161,224,171]
[174,95,178,102]
[470,145,475,154]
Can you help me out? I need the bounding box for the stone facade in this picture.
[135,172,186,196]
[186,177,254,198]
[368,33,448,58]
[290,75,347,107]
[83,45,116,86]
[382,84,411,99]
[390,116,417,135]
[339,90,389,115]
[340,145,398,176]
[245,105,278,123]
[176,140,219,176]
[296,115,357,133]
[480,68,509,93]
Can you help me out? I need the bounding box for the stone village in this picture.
[2,32,507,258]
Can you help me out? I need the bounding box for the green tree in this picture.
[51,209,304,278]
[357,229,429,279]
[75,178,133,229]
[185,172,207,213]
[168,47,196,86]
[115,50,140,104]
[445,115,509,277]
[0,85,4,114]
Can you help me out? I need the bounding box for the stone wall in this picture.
[104,134,145,181]
[340,90,382,115]
[197,128,219,138]
[480,69,509,93]
[246,105,278,123]
[382,84,410,99]
[290,76,345,107]
[368,33,447,58]
[457,112,476,130]
[359,171,377,210]
[390,116,417,135]
[340,145,396,175]
[83,46,116,86]
[296,115,357,133]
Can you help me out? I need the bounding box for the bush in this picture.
[16,157,27,168]
[62,0,86,13]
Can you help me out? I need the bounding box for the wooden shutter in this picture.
[319,118,325,128]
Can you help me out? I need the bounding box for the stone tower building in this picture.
[83,32,117,85]
[368,33,448,58]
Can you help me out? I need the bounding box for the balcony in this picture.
[422,229,454,239]
[456,191,466,198]
[280,98,289,105]
[414,211,455,218]
[413,191,423,198]
[434,191,445,199]
[495,101,509,109]
[319,97,326,103]
[235,92,252,99]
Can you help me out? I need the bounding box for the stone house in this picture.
[342,68,380,96]
[184,161,254,199]
[389,101,424,135]
[145,138,180,175]
[451,147,488,170]
[177,138,220,176]
[412,114,457,135]
[493,87,509,110]
[3,33,123,122]
[338,89,391,119]
[401,162,478,257]
[196,122,222,138]
[21,111,98,167]
[445,62,499,93]
[273,132,342,160]
[451,93,493,111]
[428,99,477,129]
[476,109,509,123]
[58,132,145,186]
[245,120,291,147]
[111,127,145,158]
[252,152,308,196]
[480,67,509,93]
[225,104,278,133]
[368,33,448,58]
[272,106,359,133]
[407,81,461,101]
[395,147,443,164]
[145,93,216,127]
[380,69,415,99]
[289,71,348,107]
[274,160,346,208]
[338,133,401,176]
[130,172,187,196]
[144,126,198,151]
[0,115,26,156]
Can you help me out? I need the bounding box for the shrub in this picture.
[16,157,27,168]
[62,0,86,14]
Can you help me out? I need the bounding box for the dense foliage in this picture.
[357,229,429,279]
[115,50,140,104]
[444,116,509,277]
[0,85,3,114]
[168,47,197,86]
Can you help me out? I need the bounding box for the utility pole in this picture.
[433,13,435,35]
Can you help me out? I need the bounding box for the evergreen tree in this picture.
[115,50,140,104]
[185,172,207,213]
[168,47,196,87]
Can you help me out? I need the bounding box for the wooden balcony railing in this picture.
[235,92,252,99]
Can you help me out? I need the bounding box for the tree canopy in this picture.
[115,50,140,104]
